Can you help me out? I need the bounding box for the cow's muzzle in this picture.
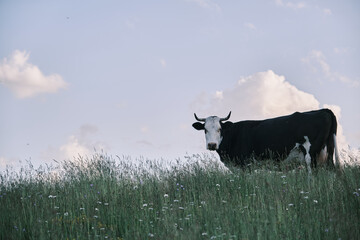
[207,143,217,151]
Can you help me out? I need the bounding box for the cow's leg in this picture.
[302,136,312,174]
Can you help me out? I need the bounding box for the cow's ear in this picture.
[221,121,233,129]
[192,122,204,130]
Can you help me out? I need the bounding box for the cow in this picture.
[192,109,340,173]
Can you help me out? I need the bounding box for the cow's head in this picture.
[192,111,233,151]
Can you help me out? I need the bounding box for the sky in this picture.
[1,0,359,171]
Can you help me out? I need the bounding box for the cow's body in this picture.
[193,109,340,172]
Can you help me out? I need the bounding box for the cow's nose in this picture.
[208,143,217,150]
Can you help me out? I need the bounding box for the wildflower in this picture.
[216,184,220,187]
[95,208,99,211]
[353,192,359,197]
[202,232,208,236]
[64,212,69,216]
[100,228,105,231]
[143,203,148,207]
[97,201,102,204]
[104,203,109,206]
[281,175,286,178]
[313,200,318,203]
[90,184,94,187]
[80,208,85,211]
[148,233,154,237]
[164,194,169,198]
[93,215,98,218]
[179,207,184,210]
[48,195,56,199]
[304,196,309,199]
[174,199,179,203]
[288,203,294,207]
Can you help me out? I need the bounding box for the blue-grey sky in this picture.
[1,0,359,170]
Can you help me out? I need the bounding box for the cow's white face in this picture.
[193,112,232,151]
[193,116,224,151]
[203,117,222,150]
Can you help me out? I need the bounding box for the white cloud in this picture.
[160,59,167,68]
[214,91,223,100]
[333,47,349,55]
[192,70,319,120]
[140,126,149,133]
[275,0,306,9]
[302,50,359,87]
[186,0,222,13]
[0,156,18,170]
[0,50,68,98]
[60,135,92,159]
[191,70,348,148]
[44,124,107,161]
[244,22,256,30]
[323,8,332,16]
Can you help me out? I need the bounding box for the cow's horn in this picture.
[220,111,231,121]
[194,113,206,122]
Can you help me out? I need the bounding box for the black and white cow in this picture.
[192,109,340,173]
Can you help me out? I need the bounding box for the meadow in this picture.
[0,153,359,240]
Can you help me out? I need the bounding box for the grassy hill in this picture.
[1,154,359,239]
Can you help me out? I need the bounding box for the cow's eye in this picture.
[217,129,221,133]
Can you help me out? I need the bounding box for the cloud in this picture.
[0,156,18,170]
[192,70,319,120]
[323,8,332,16]
[140,126,149,133]
[244,22,256,30]
[333,47,349,55]
[54,124,108,159]
[0,50,67,98]
[275,0,306,9]
[302,50,359,87]
[191,70,347,148]
[186,0,222,13]
[60,135,92,159]
[160,59,167,68]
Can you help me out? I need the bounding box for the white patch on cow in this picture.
[317,145,328,165]
[204,116,222,150]
[303,136,312,174]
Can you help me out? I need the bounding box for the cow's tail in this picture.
[333,133,341,168]
[327,109,341,168]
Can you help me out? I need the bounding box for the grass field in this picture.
[1,154,359,239]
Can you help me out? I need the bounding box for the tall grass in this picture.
[0,154,359,239]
